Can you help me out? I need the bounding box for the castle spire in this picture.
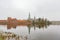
[28,12,31,20]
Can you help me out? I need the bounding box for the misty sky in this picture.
[0,0,60,21]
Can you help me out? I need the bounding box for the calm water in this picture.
[0,25,60,40]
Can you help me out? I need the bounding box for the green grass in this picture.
[0,37,4,40]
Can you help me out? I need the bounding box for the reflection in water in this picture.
[0,24,60,40]
[27,24,49,34]
[7,24,49,34]
[7,24,16,29]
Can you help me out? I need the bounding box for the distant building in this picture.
[0,20,7,25]
[28,12,31,21]
[27,12,33,24]
[7,17,17,25]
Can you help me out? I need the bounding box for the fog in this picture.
[0,0,60,21]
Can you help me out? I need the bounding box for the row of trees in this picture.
[32,18,51,25]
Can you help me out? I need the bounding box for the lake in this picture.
[0,25,60,40]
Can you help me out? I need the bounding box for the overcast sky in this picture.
[0,0,60,21]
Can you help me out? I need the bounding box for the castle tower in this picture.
[28,12,31,20]
[34,16,36,22]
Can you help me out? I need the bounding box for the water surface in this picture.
[0,25,60,40]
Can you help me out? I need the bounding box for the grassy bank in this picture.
[0,37,4,40]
